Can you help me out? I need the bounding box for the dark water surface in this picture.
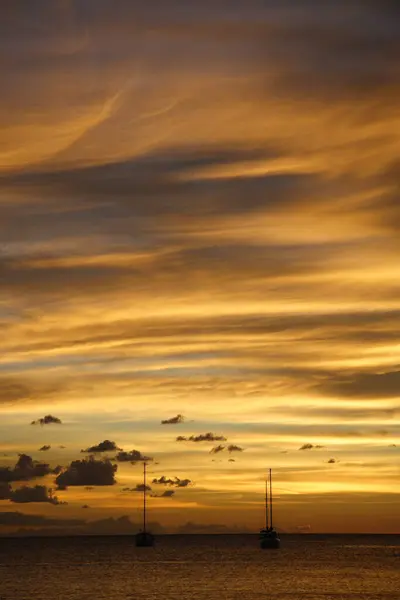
[0,534,399,600]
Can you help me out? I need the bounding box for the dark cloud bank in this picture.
[0,514,166,536]
[7,485,61,505]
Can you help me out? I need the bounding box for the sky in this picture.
[0,1,399,535]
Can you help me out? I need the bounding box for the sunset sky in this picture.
[0,1,399,535]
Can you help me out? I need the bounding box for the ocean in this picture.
[0,534,399,600]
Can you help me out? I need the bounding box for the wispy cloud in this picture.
[0,0,399,534]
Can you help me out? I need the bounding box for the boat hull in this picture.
[135,531,155,547]
[260,537,280,549]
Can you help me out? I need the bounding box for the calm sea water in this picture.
[0,535,399,600]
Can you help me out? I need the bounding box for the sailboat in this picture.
[135,462,155,547]
[259,468,280,549]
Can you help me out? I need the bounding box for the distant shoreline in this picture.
[1,532,399,539]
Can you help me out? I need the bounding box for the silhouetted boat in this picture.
[135,462,155,547]
[259,468,280,549]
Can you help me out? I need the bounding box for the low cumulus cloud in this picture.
[210,445,225,454]
[55,457,117,488]
[39,445,51,452]
[115,450,153,463]
[8,485,61,505]
[152,476,193,488]
[31,415,62,426]
[0,454,52,483]
[210,443,243,454]
[81,440,122,453]
[131,484,152,492]
[299,444,326,451]
[176,432,227,442]
[299,443,314,451]
[161,414,185,424]
[227,444,244,453]
[151,490,175,498]
[0,482,11,499]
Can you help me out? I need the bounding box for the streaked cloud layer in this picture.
[0,1,399,534]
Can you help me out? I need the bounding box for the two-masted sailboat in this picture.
[135,462,155,547]
[259,468,280,549]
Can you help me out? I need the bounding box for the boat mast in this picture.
[143,461,147,533]
[269,468,273,529]
[265,474,269,529]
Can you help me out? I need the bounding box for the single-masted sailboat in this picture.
[259,468,280,549]
[135,461,155,547]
